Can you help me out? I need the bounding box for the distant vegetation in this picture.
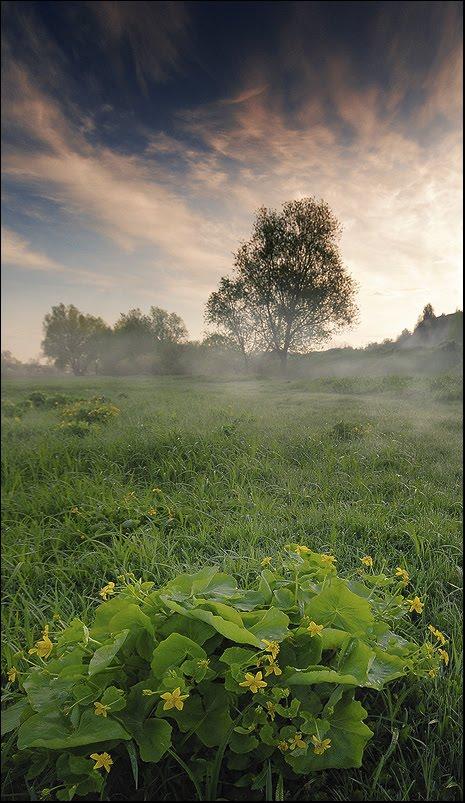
[2,304,462,379]
[1,199,462,379]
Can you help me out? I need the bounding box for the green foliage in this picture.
[57,400,120,437]
[3,550,444,801]
[1,375,461,801]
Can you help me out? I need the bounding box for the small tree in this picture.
[205,278,258,366]
[206,198,358,369]
[42,304,109,375]
[148,307,188,344]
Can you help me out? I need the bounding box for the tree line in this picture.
[3,197,461,377]
[39,198,359,375]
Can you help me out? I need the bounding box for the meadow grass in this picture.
[1,374,462,801]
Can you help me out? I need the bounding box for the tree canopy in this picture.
[42,304,110,375]
[206,198,358,366]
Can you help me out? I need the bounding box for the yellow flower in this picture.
[289,732,307,750]
[361,556,373,567]
[147,508,157,516]
[160,687,189,711]
[395,567,410,586]
[264,660,282,677]
[278,740,289,752]
[152,488,162,493]
[28,626,53,659]
[261,640,280,659]
[99,581,115,601]
[311,735,332,755]
[307,621,324,637]
[438,648,449,666]
[427,625,447,645]
[7,667,17,683]
[266,702,276,720]
[406,596,424,614]
[294,545,311,556]
[90,752,113,773]
[428,668,438,678]
[70,506,80,514]
[321,554,336,566]
[94,702,110,718]
[261,556,272,566]
[239,672,267,693]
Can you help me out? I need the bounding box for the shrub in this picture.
[2,547,445,801]
[60,401,120,426]
[45,394,73,408]
[330,421,372,440]
[1,401,21,418]
[58,420,93,437]
[27,391,48,407]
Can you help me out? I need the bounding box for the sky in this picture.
[1,0,463,360]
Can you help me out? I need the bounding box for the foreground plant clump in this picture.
[3,548,447,801]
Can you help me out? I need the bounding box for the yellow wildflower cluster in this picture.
[406,596,424,614]
[311,735,332,755]
[239,672,267,693]
[395,567,410,586]
[261,639,280,659]
[28,625,53,659]
[307,621,324,637]
[90,752,113,772]
[99,581,116,600]
[160,687,189,711]
[428,624,448,646]
[361,555,373,567]
[321,554,336,566]
[94,702,110,718]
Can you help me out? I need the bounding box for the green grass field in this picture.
[1,375,463,801]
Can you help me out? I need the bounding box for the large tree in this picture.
[42,304,109,375]
[206,198,358,367]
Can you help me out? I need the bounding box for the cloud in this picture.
[87,1,190,88]
[1,226,116,288]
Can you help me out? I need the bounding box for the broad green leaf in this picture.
[1,698,29,735]
[199,600,244,626]
[196,685,233,747]
[100,685,126,711]
[305,578,374,636]
[17,709,130,749]
[157,613,215,644]
[366,648,409,689]
[272,588,295,610]
[229,730,259,753]
[151,633,206,678]
[247,608,290,642]
[337,638,375,684]
[56,619,89,651]
[135,718,172,762]
[109,604,154,636]
[23,671,76,714]
[286,693,373,772]
[286,668,358,686]
[88,630,129,676]
[219,647,257,667]
[161,597,262,647]
[90,599,131,640]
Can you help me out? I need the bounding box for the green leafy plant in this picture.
[27,391,48,407]
[60,400,120,426]
[2,547,447,801]
[330,420,372,440]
